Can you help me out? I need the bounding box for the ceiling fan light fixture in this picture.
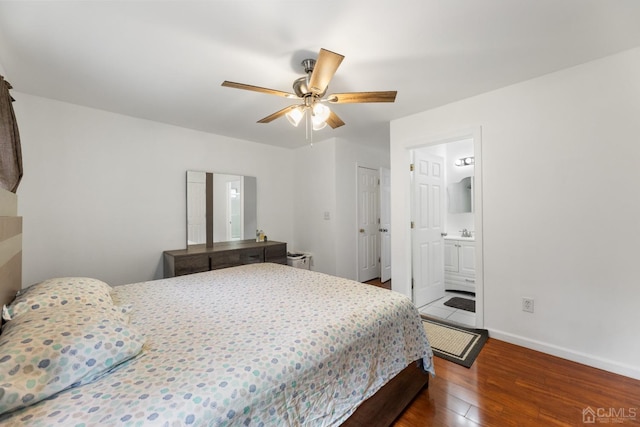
[222,48,396,134]
[312,103,330,122]
[285,106,304,127]
[311,103,330,131]
[312,120,327,131]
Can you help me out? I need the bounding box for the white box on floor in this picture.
[287,252,311,270]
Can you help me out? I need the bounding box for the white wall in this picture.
[292,139,337,274]
[13,93,294,286]
[391,47,640,379]
[292,137,390,279]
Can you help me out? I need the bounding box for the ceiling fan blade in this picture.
[308,49,344,95]
[327,91,397,104]
[222,81,298,99]
[257,105,298,123]
[326,110,345,129]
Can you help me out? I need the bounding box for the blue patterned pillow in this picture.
[0,305,145,415]
[3,277,114,321]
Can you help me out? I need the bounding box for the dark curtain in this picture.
[0,75,22,193]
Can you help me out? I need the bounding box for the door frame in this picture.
[406,128,484,328]
[379,167,392,283]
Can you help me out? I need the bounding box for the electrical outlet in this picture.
[522,297,534,313]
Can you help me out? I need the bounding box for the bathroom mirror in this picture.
[186,171,257,247]
[448,176,473,213]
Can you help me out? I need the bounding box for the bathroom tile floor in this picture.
[418,290,476,328]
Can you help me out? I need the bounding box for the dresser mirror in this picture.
[186,171,257,247]
[448,176,473,213]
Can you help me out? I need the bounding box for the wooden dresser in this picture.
[163,240,287,278]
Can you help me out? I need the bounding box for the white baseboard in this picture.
[488,328,640,381]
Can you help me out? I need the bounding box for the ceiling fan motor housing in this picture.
[293,58,327,98]
[301,58,316,74]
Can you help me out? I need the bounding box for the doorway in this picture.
[410,134,483,327]
[357,166,380,282]
[357,166,392,284]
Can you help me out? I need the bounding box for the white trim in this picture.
[488,329,640,381]
[472,128,484,329]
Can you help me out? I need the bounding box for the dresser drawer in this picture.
[240,247,265,264]
[265,243,287,264]
[174,254,209,276]
[210,250,242,270]
[211,248,265,269]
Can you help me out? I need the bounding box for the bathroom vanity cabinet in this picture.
[444,238,476,292]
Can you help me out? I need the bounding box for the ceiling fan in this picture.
[221,48,397,132]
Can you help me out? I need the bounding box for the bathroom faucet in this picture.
[460,228,472,238]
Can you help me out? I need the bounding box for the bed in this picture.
[0,192,433,426]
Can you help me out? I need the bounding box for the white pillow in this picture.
[3,277,114,321]
[0,305,145,415]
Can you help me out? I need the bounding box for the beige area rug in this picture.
[422,316,488,368]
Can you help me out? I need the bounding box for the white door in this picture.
[358,166,380,282]
[226,179,242,240]
[411,152,445,307]
[379,167,391,283]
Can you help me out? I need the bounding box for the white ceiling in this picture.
[1,1,639,150]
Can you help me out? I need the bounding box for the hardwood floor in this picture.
[364,277,391,290]
[392,337,640,426]
[362,278,640,426]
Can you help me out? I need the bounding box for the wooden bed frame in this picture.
[0,187,428,425]
[343,359,428,426]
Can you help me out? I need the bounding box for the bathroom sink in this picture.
[444,235,475,241]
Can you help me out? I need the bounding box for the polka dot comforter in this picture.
[2,263,433,426]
